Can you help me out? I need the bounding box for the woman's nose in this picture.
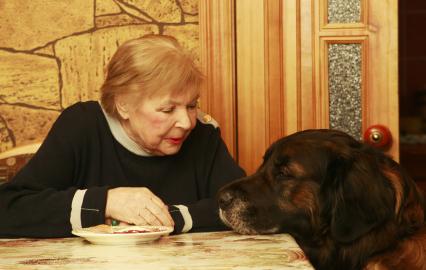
[175,109,192,129]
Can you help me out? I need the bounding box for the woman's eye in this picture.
[187,103,197,110]
[162,107,174,113]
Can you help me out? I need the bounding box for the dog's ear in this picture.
[261,140,279,164]
[328,151,395,243]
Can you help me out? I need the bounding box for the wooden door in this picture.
[199,0,398,174]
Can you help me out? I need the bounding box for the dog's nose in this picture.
[218,190,235,210]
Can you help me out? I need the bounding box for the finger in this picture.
[145,200,174,226]
[133,209,150,226]
[145,192,167,211]
[145,195,174,225]
[133,203,161,226]
[118,221,131,226]
[142,208,162,226]
[105,218,112,225]
[138,190,173,226]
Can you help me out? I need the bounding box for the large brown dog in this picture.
[218,129,426,270]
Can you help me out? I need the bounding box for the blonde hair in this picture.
[100,34,204,118]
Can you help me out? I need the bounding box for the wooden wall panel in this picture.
[299,0,317,131]
[235,0,288,173]
[199,0,237,157]
[282,0,301,134]
[366,0,399,159]
[235,0,268,173]
[265,0,285,146]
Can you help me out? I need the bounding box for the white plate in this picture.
[72,225,173,245]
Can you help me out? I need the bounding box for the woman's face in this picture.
[118,90,199,156]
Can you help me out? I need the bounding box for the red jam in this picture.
[113,229,151,234]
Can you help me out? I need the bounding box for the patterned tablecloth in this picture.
[0,231,314,270]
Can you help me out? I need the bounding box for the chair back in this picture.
[0,143,41,184]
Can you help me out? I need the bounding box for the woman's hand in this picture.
[105,187,174,227]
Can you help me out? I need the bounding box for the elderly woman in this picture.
[0,35,245,237]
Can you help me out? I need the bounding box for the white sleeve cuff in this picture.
[70,189,87,230]
[175,204,193,233]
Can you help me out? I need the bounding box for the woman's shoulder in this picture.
[46,101,109,145]
[58,101,103,120]
[186,112,222,148]
[194,111,221,135]
[62,100,101,115]
[53,101,104,130]
[196,111,219,130]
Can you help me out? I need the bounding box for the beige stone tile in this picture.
[181,0,198,14]
[184,13,198,24]
[95,0,121,16]
[55,25,158,108]
[0,105,60,150]
[0,0,94,50]
[163,24,200,63]
[34,45,55,57]
[0,51,60,110]
[117,0,180,23]
[0,118,15,152]
[95,14,146,28]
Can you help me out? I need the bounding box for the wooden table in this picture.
[0,231,314,269]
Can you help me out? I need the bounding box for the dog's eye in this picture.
[277,172,285,178]
[276,168,293,180]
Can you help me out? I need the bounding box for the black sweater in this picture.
[0,101,245,237]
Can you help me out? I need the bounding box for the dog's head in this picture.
[218,129,424,245]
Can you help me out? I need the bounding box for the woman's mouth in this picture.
[167,137,183,145]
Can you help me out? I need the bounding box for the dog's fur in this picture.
[218,129,426,270]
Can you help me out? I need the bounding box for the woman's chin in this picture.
[152,145,183,156]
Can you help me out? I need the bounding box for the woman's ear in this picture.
[115,96,130,120]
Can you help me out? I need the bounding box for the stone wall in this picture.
[0,0,199,152]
